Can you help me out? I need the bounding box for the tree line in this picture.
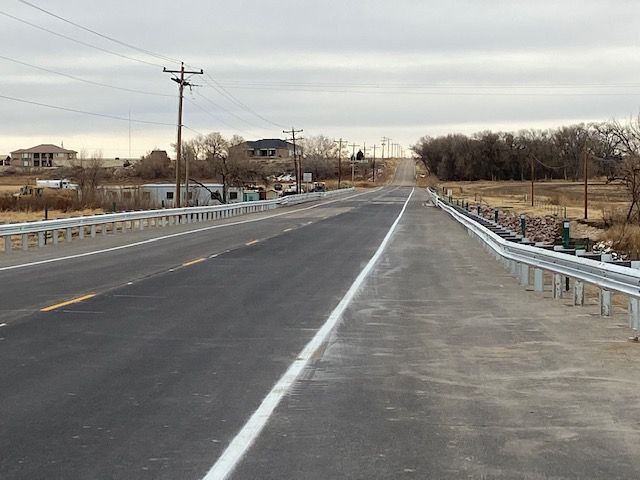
[412,117,640,222]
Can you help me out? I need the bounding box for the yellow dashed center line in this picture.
[182,258,206,267]
[41,293,96,312]
[245,240,259,246]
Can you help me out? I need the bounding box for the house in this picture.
[0,155,9,167]
[10,144,77,168]
[232,139,296,161]
[141,183,244,207]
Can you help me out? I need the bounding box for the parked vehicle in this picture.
[36,179,78,190]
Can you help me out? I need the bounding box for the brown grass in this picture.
[440,179,629,223]
[602,224,640,260]
[0,208,104,224]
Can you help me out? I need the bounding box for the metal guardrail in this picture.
[1,188,354,254]
[428,188,640,338]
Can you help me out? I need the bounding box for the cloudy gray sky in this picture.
[2,0,640,157]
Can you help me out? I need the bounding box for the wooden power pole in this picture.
[283,127,303,193]
[372,145,378,183]
[583,149,589,220]
[337,138,345,188]
[163,62,202,207]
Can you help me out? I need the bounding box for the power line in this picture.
[16,0,181,66]
[0,92,175,126]
[186,96,255,136]
[0,10,163,68]
[0,53,172,97]
[194,90,265,131]
[5,3,282,132]
[211,83,640,97]
[214,80,640,90]
[200,72,286,129]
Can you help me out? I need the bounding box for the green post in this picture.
[562,220,570,249]
[520,214,526,238]
[477,205,481,216]
[494,209,499,223]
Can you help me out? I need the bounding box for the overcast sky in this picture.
[2,0,640,157]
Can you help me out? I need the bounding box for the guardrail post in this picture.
[510,260,519,277]
[139,219,144,231]
[574,280,584,306]
[91,225,97,238]
[629,261,640,341]
[519,263,530,286]
[66,227,72,242]
[3,236,11,254]
[78,226,85,240]
[38,232,45,248]
[22,234,29,250]
[630,297,640,341]
[52,229,59,245]
[562,221,570,249]
[534,268,544,293]
[553,273,562,299]
[600,289,612,316]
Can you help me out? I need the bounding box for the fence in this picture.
[1,188,354,254]
[428,188,640,339]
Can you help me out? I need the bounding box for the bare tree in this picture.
[70,150,104,205]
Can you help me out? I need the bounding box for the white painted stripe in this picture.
[0,189,378,273]
[202,187,414,480]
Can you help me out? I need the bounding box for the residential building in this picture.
[232,139,296,160]
[10,144,77,168]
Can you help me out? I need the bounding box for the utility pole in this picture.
[530,153,535,207]
[163,62,203,207]
[283,128,303,193]
[349,143,359,184]
[583,149,589,220]
[372,145,378,183]
[337,138,345,188]
[381,138,386,162]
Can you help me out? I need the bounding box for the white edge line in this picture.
[202,187,414,480]
[0,189,379,273]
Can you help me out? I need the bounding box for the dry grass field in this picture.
[440,179,630,240]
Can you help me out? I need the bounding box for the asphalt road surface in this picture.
[3,158,640,479]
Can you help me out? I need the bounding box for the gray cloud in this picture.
[2,0,640,157]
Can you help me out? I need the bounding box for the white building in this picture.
[142,183,243,207]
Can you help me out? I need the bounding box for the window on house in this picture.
[33,159,40,167]
[166,192,174,200]
[229,191,238,200]
[268,149,276,157]
[22,153,29,159]
[22,160,29,167]
[247,149,254,156]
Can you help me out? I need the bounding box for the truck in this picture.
[35,179,78,190]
